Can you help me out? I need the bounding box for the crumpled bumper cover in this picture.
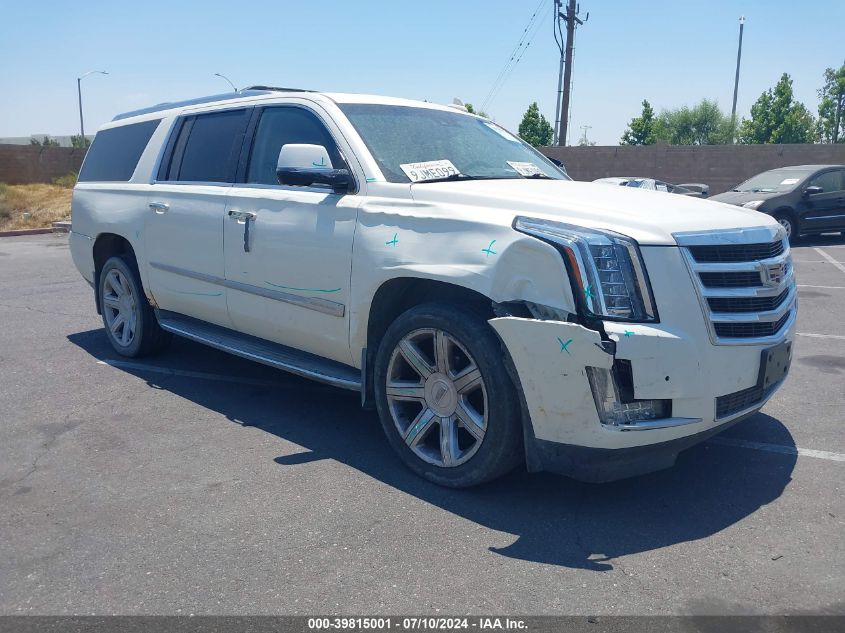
[490,316,792,482]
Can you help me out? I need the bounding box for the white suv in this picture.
[70,87,796,487]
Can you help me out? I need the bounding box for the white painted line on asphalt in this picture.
[708,436,845,462]
[797,284,845,289]
[96,359,318,390]
[813,247,845,275]
[791,259,828,263]
[796,332,845,340]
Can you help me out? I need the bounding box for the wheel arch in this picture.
[361,277,493,408]
[771,206,798,232]
[92,233,138,314]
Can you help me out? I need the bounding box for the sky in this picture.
[1,0,842,145]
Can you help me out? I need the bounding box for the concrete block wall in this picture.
[540,144,845,194]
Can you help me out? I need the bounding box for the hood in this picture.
[709,190,783,206]
[409,179,777,245]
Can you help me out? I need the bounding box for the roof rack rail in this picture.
[242,85,314,92]
[113,89,275,122]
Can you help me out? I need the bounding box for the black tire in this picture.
[98,256,171,357]
[374,302,523,487]
[773,212,799,245]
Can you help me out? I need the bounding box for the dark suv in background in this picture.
[712,164,845,242]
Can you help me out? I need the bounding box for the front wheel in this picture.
[373,303,523,487]
[773,212,798,244]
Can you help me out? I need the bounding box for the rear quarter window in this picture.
[78,119,161,182]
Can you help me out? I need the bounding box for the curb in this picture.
[52,221,71,233]
[0,227,56,238]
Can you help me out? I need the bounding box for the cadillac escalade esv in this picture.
[70,87,795,487]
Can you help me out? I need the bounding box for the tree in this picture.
[70,134,91,149]
[817,61,845,143]
[464,103,489,118]
[518,102,553,147]
[30,135,60,148]
[653,99,732,145]
[620,100,657,145]
[739,73,816,144]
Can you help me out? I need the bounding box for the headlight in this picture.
[742,200,765,209]
[514,217,658,322]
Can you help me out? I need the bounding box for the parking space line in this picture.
[96,359,316,390]
[797,284,845,289]
[796,332,845,340]
[814,247,845,275]
[708,437,845,462]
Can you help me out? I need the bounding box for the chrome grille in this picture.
[707,288,790,313]
[675,227,797,345]
[688,241,785,263]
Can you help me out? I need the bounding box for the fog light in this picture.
[586,367,670,427]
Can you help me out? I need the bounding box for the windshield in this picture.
[733,169,811,193]
[338,104,570,183]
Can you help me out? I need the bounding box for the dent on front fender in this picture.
[489,317,612,445]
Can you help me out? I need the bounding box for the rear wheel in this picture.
[374,303,523,487]
[99,256,171,357]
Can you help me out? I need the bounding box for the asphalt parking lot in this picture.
[0,233,843,616]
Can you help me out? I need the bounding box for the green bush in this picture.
[53,172,78,189]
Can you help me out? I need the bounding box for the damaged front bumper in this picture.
[489,316,794,483]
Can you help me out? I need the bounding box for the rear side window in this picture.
[161,109,250,183]
[78,119,160,182]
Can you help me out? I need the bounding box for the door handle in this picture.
[228,209,257,252]
[149,202,169,214]
[228,209,256,222]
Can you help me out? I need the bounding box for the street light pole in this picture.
[214,73,238,92]
[77,70,108,147]
[730,16,745,143]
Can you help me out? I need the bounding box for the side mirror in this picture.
[275,143,353,193]
[804,185,823,196]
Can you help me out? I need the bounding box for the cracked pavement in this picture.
[0,233,843,615]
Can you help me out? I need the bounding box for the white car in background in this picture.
[595,177,709,197]
[69,87,794,487]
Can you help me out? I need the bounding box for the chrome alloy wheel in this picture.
[102,269,138,348]
[385,328,488,467]
[777,216,793,238]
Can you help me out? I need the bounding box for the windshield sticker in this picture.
[483,121,520,142]
[400,159,460,183]
[507,161,543,177]
[780,178,799,185]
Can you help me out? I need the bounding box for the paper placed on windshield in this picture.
[780,178,800,185]
[400,159,461,183]
[507,161,543,177]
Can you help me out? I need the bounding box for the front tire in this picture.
[99,256,171,357]
[374,303,523,487]
[773,212,798,244]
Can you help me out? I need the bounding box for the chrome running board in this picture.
[156,310,361,391]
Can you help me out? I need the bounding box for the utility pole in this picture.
[77,70,108,147]
[834,85,843,144]
[580,124,592,145]
[730,16,745,143]
[553,0,587,146]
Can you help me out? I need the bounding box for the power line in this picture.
[483,5,550,111]
[480,0,548,112]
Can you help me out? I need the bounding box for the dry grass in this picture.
[0,183,72,231]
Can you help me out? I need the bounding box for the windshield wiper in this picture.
[413,174,501,184]
[523,173,551,179]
